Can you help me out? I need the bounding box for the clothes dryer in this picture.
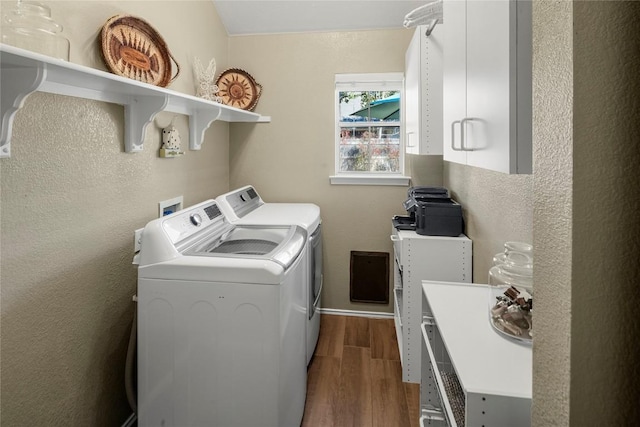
[215,186,322,364]
[136,200,307,427]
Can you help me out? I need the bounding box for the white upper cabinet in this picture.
[404,25,444,155]
[443,0,532,174]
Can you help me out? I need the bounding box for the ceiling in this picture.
[212,0,427,35]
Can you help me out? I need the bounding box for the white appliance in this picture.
[215,186,322,365]
[136,200,307,427]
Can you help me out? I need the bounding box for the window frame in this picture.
[330,73,410,186]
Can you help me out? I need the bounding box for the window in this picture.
[331,73,409,186]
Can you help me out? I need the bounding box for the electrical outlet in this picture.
[134,228,144,253]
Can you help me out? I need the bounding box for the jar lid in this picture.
[504,241,533,255]
[3,1,63,34]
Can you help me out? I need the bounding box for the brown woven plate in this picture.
[100,14,180,87]
[215,68,262,111]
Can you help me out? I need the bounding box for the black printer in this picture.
[393,186,464,237]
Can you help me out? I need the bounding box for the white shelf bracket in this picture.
[1,63,47,158]
[124,95,169,153]
[1,45,270,158]
[189,107,222,151]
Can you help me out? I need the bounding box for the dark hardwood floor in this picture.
[302,314,420,427]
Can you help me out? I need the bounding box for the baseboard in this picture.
[319,307,394,319]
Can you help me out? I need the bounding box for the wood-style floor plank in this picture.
[370,318,400,360]
[370,359,411,427]
[404,382,421,427]
[335,346,373,426]
[301,356,342,427]
[303,315,418,426]
[314,314,346,357]
[344,316,371,348]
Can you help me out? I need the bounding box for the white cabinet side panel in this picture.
[405,27,421,155]
[422,25,444,155]
[442,0,468,164]
[401,234,472,383]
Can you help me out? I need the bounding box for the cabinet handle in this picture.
[451,120,463,151]
[406,132,415,148]
[452,118,475,152]
[460,117,475,151]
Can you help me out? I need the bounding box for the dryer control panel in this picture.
[217,185,264,219]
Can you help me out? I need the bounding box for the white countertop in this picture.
[423,281,532,399]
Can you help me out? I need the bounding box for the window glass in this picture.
[338,122,400,172]
[335,75,403,176]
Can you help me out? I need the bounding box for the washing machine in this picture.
[215,186,322,364]
[136,200,307,427]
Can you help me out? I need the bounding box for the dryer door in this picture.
[309,224,323,319]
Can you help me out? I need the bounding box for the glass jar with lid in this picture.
[488,242,533,343]
[492,240,533,267]
[1,1,70,60]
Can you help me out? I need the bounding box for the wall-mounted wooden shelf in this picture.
[0,44,270,158]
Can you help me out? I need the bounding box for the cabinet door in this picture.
[405,25,444,155]
[443,0,532,174]
[442,0,468,165]
[466,0,516,173]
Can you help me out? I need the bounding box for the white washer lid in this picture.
[185,225,306,269]
[138,255,290,284]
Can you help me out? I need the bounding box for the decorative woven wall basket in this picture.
[215,68,262,111]
[100,14,180,87]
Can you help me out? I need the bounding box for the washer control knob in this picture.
[240,193,248,202]
[190,213,202,226]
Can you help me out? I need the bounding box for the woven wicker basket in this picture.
[100,14,180,87]
[215,68,262,111]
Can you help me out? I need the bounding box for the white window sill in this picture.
[329,175,411,186]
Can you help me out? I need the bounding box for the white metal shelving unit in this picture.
[391,225,471,384]
[0,44,270,158]
[421,281,532,426]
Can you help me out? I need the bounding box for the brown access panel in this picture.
[349,251,390,304]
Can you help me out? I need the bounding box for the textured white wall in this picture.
[570,1,640,424]
[0,1,229,425]
[227,29,420,312]
[531,1,573,424]
[406,154,444,188]
[532,1,640,424]
[443,162,533,283]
